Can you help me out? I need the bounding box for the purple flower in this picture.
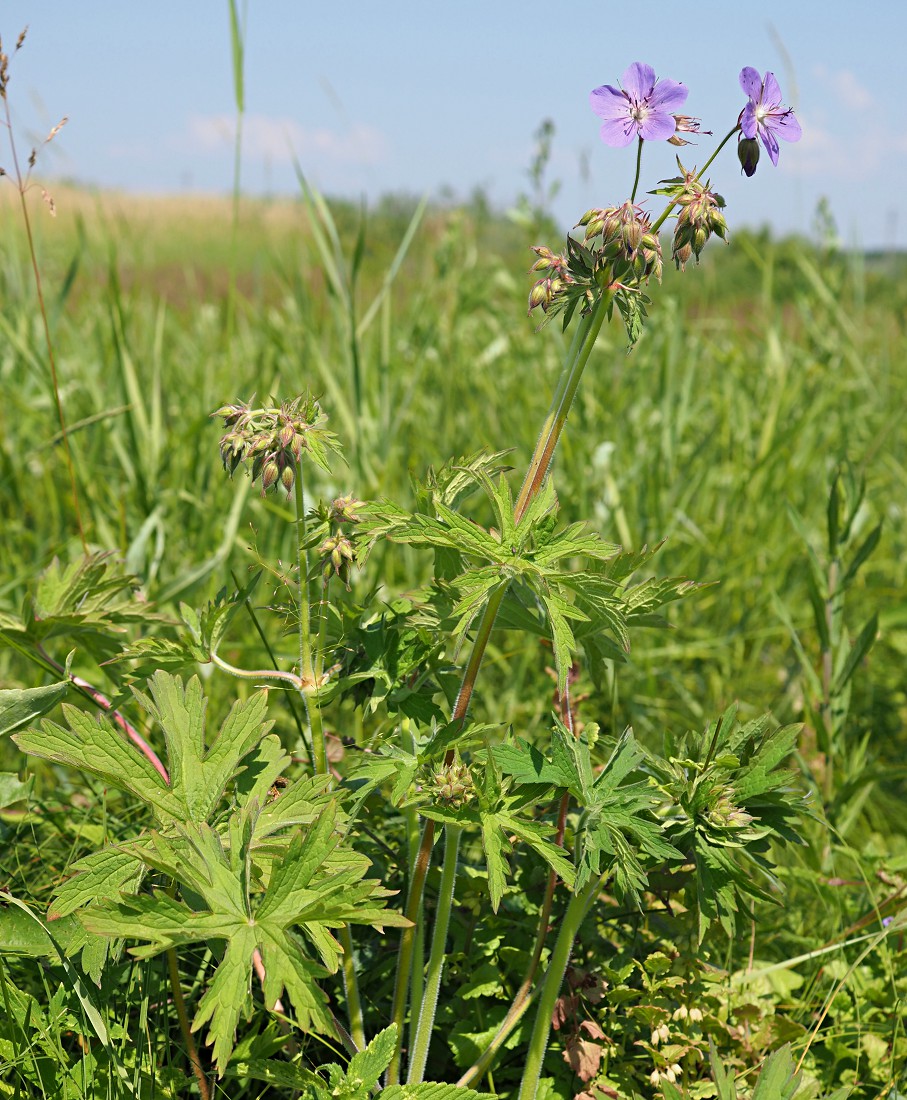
[590,62,689,148]
[739,68,802,168]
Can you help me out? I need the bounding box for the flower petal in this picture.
[647,78,689,112]
[739,67,763,102]
[761,71,783,108]
[637,111,678,142]
[599,117,637,148]
[740,104,758,139]
[589,84,629,120]
[771,109,802,143]
[622,62,656,103]
[760,126,780,166]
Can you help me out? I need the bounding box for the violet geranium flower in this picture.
[739,67,802,171]
[590,62,688,147]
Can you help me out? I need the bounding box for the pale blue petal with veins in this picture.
[590,61,688,148]
[738,67,802,169]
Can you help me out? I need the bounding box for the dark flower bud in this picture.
[737,137,760,177]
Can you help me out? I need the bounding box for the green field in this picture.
[1,176,906,1098]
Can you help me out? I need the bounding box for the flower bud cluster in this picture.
[527,201,662,324]
[315,494,365,586]
[671,173,728,270]
[527,246,575,315]
[214,393,339,497]
[425,759,475,809]
[579,200,663,285]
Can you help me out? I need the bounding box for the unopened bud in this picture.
[329,494,365,524]
[261,459,280,492]
[528,279,552,314]
[280,464,295,495]
[738,137,760,177]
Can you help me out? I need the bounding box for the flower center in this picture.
[630,104,650,124]
[755,105,769,123]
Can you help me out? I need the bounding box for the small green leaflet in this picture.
[229,1025,495,1100]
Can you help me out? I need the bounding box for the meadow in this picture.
[1,156,906,1099]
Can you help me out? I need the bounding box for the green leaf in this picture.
[49,846,146,919]
[15,704,177,820]
[752,1044,800,1099]
[0,892,110,1048]
[0,681,69,737]
[0,771,33,808]
[135,671,274,823]
[831,613,878,696]
[82,808,407,1075]
[709,1036,737,1100]
[346,1024,398,1088]
[16,672,278,829]
[382,1085,495,1100]
[841,521,882,587]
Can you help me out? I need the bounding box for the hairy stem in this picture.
[518,875,604,1100]
[339,926,365,1051]
[167,947,210,1100]
[294,468,327,775]
[406,826,462,1083]
[386,817,435,1085]
[630,136,644,203]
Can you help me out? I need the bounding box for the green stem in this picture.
[407,826,462,1083]
[294,468,327,775]
[517,875,604,1100]
[457,791,569,1087]
[386,818,436,1085]
[650,125,740,236]
[209,651,305,689]
[387,291,613,1083]
[514,291,612,524]
[339,926,365,1051]
[630,136,644,203]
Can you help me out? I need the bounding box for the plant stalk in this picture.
[167,947,210,1100]
[387,291,612,1083]
[294,468,327,775]
[517,874,604,1100]
[406,825,462,1083]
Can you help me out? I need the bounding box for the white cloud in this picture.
[185,113,388,166]
[812,64,875,111]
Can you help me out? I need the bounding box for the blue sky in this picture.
[1,2,903,249]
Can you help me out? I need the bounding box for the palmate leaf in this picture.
[498,724,681,903]
[107,577,264,679]
[83,804,408,1075]
[0,552,163,664]
[15,671,277,828]
[653,709,808,938]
